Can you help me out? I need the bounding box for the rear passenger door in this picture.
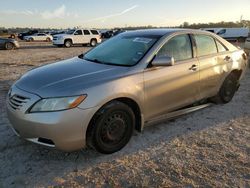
[83,30,92,44]
[194,34,230,99]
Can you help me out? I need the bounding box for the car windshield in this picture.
[66,30,75,34]
[83,35,157,66]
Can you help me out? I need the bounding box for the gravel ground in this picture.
[0,42,249,187]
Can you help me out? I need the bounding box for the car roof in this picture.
[120,28,210,38]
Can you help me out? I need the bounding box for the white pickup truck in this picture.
[202,28,249,42]
[53,29,102,47]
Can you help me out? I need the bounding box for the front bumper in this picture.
[6,85,98,152]
[14,42,20,49]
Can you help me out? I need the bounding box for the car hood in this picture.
[0,38,16,42]
[15,57,131,98]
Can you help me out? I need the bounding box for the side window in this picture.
[217,29,226,35]
[215,40,227,53]
[74,30,83,35]
[83,30,90,35]
[90,30,99,35]
[157,34,193,62]
[194,35,217,56]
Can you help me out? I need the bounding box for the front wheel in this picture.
[64,40,72,48]
[212,73,239,104]
[5,42,14,50]
[87,101,135,154]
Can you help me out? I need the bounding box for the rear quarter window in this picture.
[215,40,228,53]
[90,30,99,35]
[194,34,217,56]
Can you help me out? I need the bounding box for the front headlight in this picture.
[30,95,87,113]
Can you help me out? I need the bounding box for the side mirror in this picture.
[152,56,175,67]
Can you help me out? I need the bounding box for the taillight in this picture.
[242,53,247,60]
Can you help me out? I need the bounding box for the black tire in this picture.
[5,42,14,50]
[212,73,239,104]
[237,37,246,43]
[87,101,135,154]
[90,39,97,47]
[64,40,72,48]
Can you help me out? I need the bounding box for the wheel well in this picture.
[230,69,242,80]
[64,38,72,43]
[115,98,142,132]
[91,38,97,41]
[86,98,142,140]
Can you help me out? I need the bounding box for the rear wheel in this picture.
[212,73,239,104]
[237,37,246,43]
[64,40,72,48]
[90,39,97,47]
[87,101,135,154]
[5,42,14,50]
[46,37,51,42]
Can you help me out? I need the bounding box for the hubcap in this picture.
[6,43,13,50]
[100,113,127,145]
[66,42,71,47]
[91,40,96,46]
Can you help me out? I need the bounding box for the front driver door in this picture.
[143,34,200,120]
[73,30,83,44]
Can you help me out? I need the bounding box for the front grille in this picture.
[53,36,57,40]
[8,94,30,110]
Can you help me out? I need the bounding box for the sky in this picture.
[0,0,250,29]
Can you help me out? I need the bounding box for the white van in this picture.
[201,28,249,42]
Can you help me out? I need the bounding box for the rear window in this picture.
[91,30,99,35]
[194,34,217,56]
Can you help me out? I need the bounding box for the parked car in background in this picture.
[113,29,126,36]
[101,30,114,39]
[18,30,39,40]
[53,29,102,47]
[50,30,66,36]
[24,33,53,42]
[6,29,248,154]
[244,37,250,55]
[0,38,20,50]
[202,28,249,42]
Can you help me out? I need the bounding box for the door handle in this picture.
[189,64,197,71]
[224,56,231,61]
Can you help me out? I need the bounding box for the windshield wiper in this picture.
[83,57,129,67]
[83,57,106,64]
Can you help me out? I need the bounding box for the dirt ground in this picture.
[0,41,249,188]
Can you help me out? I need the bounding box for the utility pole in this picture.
[240,15,243,22]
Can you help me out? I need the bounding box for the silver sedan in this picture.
[7,29,248,154]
